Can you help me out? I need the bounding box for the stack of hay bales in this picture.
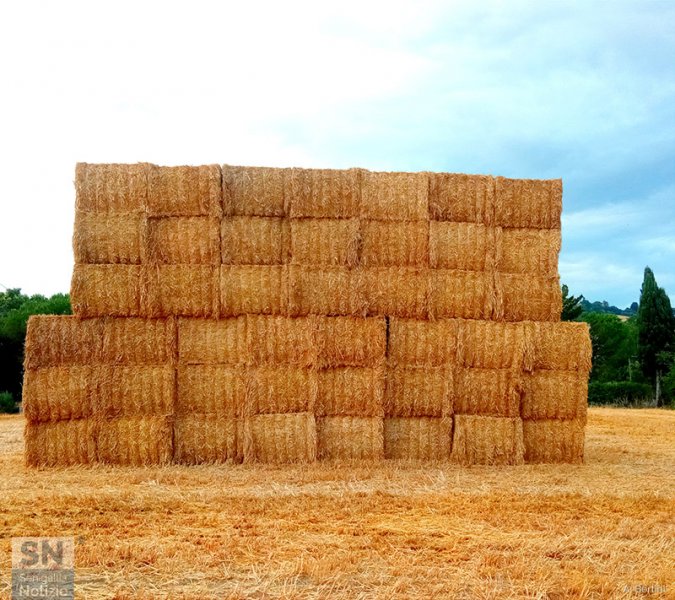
[22,164,591,465]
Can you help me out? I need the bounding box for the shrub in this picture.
[588,381,652,407]
[0,391,18,414]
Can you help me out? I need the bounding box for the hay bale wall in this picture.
[25,163,589,466]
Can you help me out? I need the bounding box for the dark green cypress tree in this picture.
[561,284,584,321]
[637,267,675,406]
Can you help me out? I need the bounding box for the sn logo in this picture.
[11,537,74,571]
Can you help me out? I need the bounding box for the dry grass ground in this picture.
[0,408,673,599]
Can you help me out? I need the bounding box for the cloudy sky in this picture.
[0,0,673,307]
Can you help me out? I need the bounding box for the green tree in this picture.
[561,284,584,321]
[581,313,639,382]
[0,290,71,402]
[636,267,675,406]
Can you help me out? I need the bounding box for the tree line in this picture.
[0,267,674,411]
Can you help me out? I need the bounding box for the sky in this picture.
[0,0,673,308]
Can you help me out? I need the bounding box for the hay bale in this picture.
[23,366,101,422]
[146,217,220,265]
[244,412,317,463]
[100,317,176,365]
[246,367,318,415]
[458,320,528,369]
[495,177,562,229]
[361,171,428,220]
[385,366,451,418]
[316,367,385,417]
[24,316,101,368]
[388,318,458,366]
[316,316,386,367]
[177,365,245,417]
[363,267,429,319]
[532,322,592,371]
[384,417,452,460]
[25,419,98,467]
[360,220,429,267]
[288,266,365,317]
[428,173,495,223]
[290,218,361,267]
[97,366,175,418]
[316,416,384,460]
[178,318,247,364]
[246,315,317,367]
[75,163,148,214]
[145,265,219,318]
[523,419,585,464]
[222,165,288,217]
[220,265,287,316]
[174,416,240,464]
[73,212,145,264]
[454,368,520,418]
[497,273,561,322]
[521,370,588,421]
[97,416,173,466]
[429,221,491,271]
[496,228,561,276]
[288,168,361,218]
[147,164,222,217]
[221,216,290,265]
[71,264,142,317]
[428,270,491,320]
[451,415,524,465]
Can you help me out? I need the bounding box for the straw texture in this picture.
[25,419,98,467]
[75,163,148,214]
[290,219,360,267]
[24,316,101,368]
[384,417,452,460]
[428,173,494,224]
[71,265,142,317]
[361,221,429,267]
[523,419,585,464]
[145,265,219,318]
[532,321,593,371]
[495,177,562,229]
[178,318,246,365]
[496,228,561,276]
[288,266,365,317]
[454,368,521,418]
[245,413,317,463]
[177,365,245,417]
[496,273,562,322]
[429,270,491,320]
[451,415,525,465]
[223,165,288,217]
[246,367,318,415]
[221,266,286,316]
[385,367,451,418]
[288,168,361,218]
[317,416,384,460]
[458,320,528,370]
[221,217,290,265]
[73,212,145,264]
[361,171,428,220]
[146,217,220,265]
[316,316,386,367]
[363,267,429,319]
[174,416,240,464]
[147,164,221,217]
[429,222,490,271]
[388,319,458,367]
[97,416,173,466]
[316,367,385,417]
[521,370,588,421]
[246,315,317,366]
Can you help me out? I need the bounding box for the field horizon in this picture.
[1,407,673,599]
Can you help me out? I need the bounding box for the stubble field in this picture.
[0,407,673,599]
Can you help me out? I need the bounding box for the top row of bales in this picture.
[76,164,562,229]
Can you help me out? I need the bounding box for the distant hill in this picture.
[580,298,675,317]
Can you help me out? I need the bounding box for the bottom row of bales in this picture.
[25,414,585,467]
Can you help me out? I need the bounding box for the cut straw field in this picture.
[1,407,673,599]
